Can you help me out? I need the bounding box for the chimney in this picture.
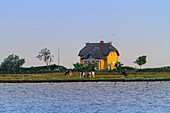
[100,41,104,45]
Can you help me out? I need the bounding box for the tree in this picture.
[114,61,124,72]
[37,48,54,70]
[86,62,98,71]
[73,62,84,72]
[134,55,147,69]
[1,54,25,72]
[73,62,98,72]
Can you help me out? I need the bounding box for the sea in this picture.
[0,82,169,113]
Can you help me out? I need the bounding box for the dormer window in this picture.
[92,48,96,52]
[88,55,93,58]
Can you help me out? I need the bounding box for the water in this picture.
[0,82,169,113]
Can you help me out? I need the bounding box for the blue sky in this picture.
[0,0,170,68]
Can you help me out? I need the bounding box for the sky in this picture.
[0,0,170,68]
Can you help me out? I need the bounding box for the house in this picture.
[78,41,120,70]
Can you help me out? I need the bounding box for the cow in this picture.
[65,70,72,76]
[80,72,85,78]
[91,72,95,78]
[87,72,95,78]
[122,71,127,77]
[87,72,91,78]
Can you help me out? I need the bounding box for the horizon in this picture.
[1,0,170,68]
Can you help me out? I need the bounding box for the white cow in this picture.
[87,72,95,78]
[69,71,72,76]
[80,72,85,78]
[91,72,95,78]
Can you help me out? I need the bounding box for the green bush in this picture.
[0,64,67,74]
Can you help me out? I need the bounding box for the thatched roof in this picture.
[78,42,120,60]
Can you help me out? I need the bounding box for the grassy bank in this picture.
[0,72,169,82]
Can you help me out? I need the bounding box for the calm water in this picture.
[0,82,169,113]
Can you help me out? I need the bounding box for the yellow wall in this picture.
[79,51,118,70]
[101,51,118,70]
[80,56,83,63]
[106,51,118,70]
[99,60,104,70]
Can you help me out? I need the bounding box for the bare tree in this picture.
[37,48,54,70]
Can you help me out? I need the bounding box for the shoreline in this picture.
[0,79,169,83]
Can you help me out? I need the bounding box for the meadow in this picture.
[0,72,169,82]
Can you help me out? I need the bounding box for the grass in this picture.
[0,72,169,81]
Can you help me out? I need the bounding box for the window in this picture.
[92,48,96,52]
[110,52,114,57]
[88,55,93,58]
[112,52,115,57]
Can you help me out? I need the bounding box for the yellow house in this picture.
[78,41,120,70]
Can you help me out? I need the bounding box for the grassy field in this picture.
[0,72,170,81]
